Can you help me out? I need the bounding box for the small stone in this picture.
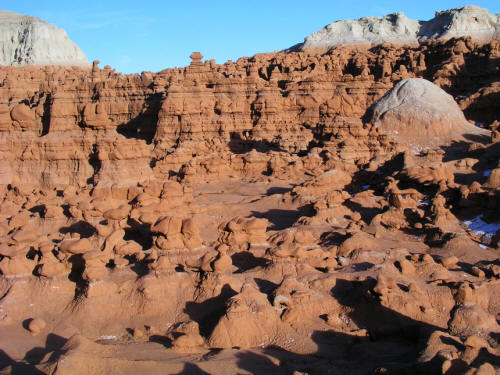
[27,318,46,335]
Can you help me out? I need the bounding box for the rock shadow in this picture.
[266,186,292,196]
[172,362,211,375]
[0,333,67,374]
[342,200,382,224]
[59,220,96,238]
[184,284,237,339]
[228,132,285,154]
[0,350,44,375]
[123,218,153,250]
[331,278,441,342]
[116,93,162,144]
[231,252,269,272]
[234,278,447,374]
[250,205,313,231]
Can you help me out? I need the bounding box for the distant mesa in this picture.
[297,6,499,50]
[0,10,90,67]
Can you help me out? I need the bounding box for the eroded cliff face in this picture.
[0,38,498,192]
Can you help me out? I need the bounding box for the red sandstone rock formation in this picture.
[0,38,498,375]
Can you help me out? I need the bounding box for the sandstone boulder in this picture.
[365,78,489,149]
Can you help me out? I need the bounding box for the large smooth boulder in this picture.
[365,78,489,149]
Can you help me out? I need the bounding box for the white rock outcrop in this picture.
[303,13,420,48]
[419,6,499,41]
[301,6,499,49]
[0,10,90,67]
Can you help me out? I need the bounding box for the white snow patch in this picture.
[99,335,117,340]
[463,215,500,238]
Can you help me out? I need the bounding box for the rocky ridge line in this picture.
[299,6,499,50]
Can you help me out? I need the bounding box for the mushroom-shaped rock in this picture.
[208,284,282,349]
[464,335,489,350]
[292,169,352,198]
[219,216,269,246]
[365,78,489,149]
[102,229,125,253]
[8,211,30,228]
[11,225,41,243]
[152,216,186,250]
[0,252,36,276]
[449,303,499,338]
[441,256,459,269]
[170,321,205,352]
[152,216,183,237]
[60,238,93,254]
[181,218,202,249]
[373,274,397,296]
[313,169,352,191]
[81,250,111,282]
[149,254,177,272]
[114,240,142,255]
[103,204,130,221]
[37,261,69,278]
[212,245,233,272]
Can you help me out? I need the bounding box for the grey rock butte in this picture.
[0,10,90,67]
[300,6,499,49]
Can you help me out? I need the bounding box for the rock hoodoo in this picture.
[0,5,499,375]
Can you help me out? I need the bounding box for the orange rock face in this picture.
[0,38,499,374]
[0,38,497,190]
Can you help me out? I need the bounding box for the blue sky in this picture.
[3,1,499,74]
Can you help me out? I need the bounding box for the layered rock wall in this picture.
[0,38,498,191]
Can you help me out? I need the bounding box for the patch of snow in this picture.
[99,335,117,340]
[463,215,500,238]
